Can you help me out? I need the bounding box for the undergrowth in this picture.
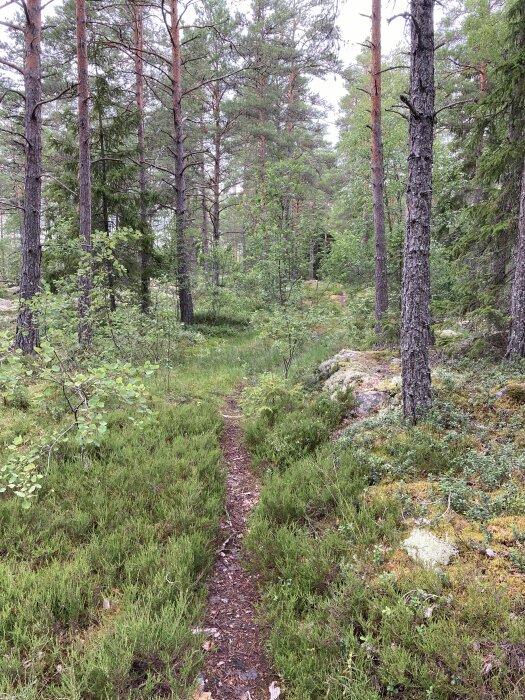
[0,401,224,699]
[245,332,525,699]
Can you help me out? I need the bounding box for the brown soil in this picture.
[198,398,277,700]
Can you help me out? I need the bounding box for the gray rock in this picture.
[437,329,461,339]
[0,298,15,313]
[318,349,368,379]
[356,390,389,417]
[402,528,458,569]
[324,367,364,392]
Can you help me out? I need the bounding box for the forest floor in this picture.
[2,282,525,699]
[197,397,278,700]
[240,288,525,700]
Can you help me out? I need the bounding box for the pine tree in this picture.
[76,0,94,346]
[401,0,435,422]
[15,0,42,354]
[169,0,194,324]
[129,0,153,312]
[370,0,388,334]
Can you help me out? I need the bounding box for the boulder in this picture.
[356,390,389,417]
[402,528,458,569]
[0,298,15,313]
[437,329,462,339]
[495,383,525,404]
[324,368,365,392]
[319,349,398,417]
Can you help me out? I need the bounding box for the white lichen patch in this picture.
[402,528,458,569]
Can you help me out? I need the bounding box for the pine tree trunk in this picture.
[370,0,388,334]
[76,0,94,346]
[16,0,42,354]
[170,0,194,324]
[506,155,525,358]
[258,79,267,209]
[401,0,435,422]
[211,86,221,286]
[200,156,209,275]
[97,100,116,312]
[131,1,151,312]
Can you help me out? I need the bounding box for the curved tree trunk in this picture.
[506,155,525,358]
[370,0,388,334]
[401,0,435,422]
[16,0,42,354]
[76,0,94,346]
[170,0,194,324]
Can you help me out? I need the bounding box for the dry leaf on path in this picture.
[269,681,281,699]
[193,691,214,700]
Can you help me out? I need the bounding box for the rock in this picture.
[318,349,366,379]
[495,383,525,404]
[402,528,458,569]
[319,349,399,418]
[377,375,401,392]
[437,329,461,339]
[0,298,15,313]
[324,368,365,392]
[356,390,389,417]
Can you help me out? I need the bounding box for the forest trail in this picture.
[196,398,278,700]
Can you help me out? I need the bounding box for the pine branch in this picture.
[400,94,420,119]
[434,98,478,117]
[31,83,78,117]
[0,20,23,32]
[0,57,24,75]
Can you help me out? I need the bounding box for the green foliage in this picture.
[247,351,525,699]
[242,370,347,471]
[253,296,326,377]
[0,333,156,507]
[0,401,224,699]
[241,372,303,422]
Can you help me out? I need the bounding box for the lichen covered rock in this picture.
[402,528,458,568]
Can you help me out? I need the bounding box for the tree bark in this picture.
[15,0,42,354]
[96,92,116,312]
[76,0,94,346]
[131,1,152,312]
[211,85,221,286]
[200,155,209,274]
[370,0,388,334]
[169,0,194,324]
[401,0,435,422]
[506,155,525,358]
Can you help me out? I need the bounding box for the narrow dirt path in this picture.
[196,398,278,700]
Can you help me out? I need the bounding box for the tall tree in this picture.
[504,0,525,357]
[130,0,152,312]
[370,0,388,334]
[169,0,194,324]
[76,0,94,345]
[15,0,42,354]
[401,0,435,422]
[506,156,525,358]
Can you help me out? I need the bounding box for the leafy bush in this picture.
[0,340,157,507]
